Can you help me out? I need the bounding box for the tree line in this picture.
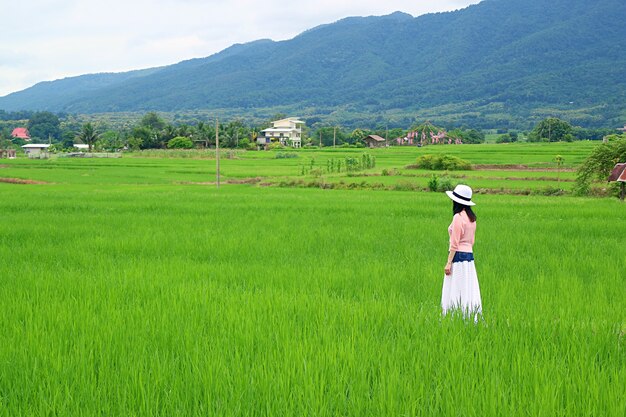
[0,111,618,152]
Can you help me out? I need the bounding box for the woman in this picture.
[441,184,482,320]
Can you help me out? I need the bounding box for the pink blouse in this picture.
[448,211,476,253]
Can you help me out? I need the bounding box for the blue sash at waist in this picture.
[452,251,474,263]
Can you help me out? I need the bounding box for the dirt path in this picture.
[0,177,48,185]
[473,164,575,172]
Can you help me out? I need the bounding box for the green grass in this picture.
[0,142,624,416]
[1,141,597,190]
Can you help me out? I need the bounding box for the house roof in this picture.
[365,135,385,142]
[608,163,626,182]
[273,117,305,124]
[11,128,30,139]
[22,144,51,149]
[262,128,297,133]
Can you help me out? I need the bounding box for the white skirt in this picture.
[441,260,482,319]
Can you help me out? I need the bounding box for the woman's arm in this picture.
[445,250,456,275]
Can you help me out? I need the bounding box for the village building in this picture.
[11,128,30,141]
[363,135,386,148]
[73,144,90,151]
[258,117,305,148]
[608,163,626,182]
[21,144,50,156]
[617,125,626,133]
[608,163,626,201]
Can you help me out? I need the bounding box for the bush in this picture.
[413,154,472,170]
[427,175,439,191]
[496,133,518,143]
[275,152,299,159]
[238,138,251,149]
[428,174,454,192]
[167,136,193,149]
[438,176,453,192]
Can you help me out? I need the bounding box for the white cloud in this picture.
[0,0,479,97]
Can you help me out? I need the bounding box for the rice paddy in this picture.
[0,142,624,416]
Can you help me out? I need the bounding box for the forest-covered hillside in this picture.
[0,0,624,129]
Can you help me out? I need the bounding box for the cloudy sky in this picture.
[0,0,478,97]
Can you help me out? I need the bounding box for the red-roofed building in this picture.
[608,163,626,182]
[11,128,31,141]
[608,163,626,201]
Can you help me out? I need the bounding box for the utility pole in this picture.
[319,131,322,148]
[216,118,220,189]
[385,125,389,147]
[548,118,552,142]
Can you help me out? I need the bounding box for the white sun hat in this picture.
[446,184,476,206]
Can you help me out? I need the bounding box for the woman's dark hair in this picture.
[453,201,477,223]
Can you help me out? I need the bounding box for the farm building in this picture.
[363,135,385,148]
[608,163,626,181]
[11,128,30,141]
[618,125,626,133]
[21,144,50,156]
[73,144,89,150]
[608,163,626,201]
[259,117,305,148]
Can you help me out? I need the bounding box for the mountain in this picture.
[1,0,625,128]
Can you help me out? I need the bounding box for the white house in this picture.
[22,144,50,156]
[259,117,305,148]
[73,144,90,150]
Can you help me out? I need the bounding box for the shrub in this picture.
[438,176,453,192]
[428,174,454,192]
[413,154,472,171]
[309,169,324,178]
[275,152,299,159]
[496,133,518,143]
[167,136,193,149]
[345,157,360,172]
[392,181,420,191]
[238,138,251,149]
[427,175,439,191]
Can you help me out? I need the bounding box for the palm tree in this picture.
[77,123,99,152]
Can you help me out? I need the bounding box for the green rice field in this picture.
[0,142,624,416]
